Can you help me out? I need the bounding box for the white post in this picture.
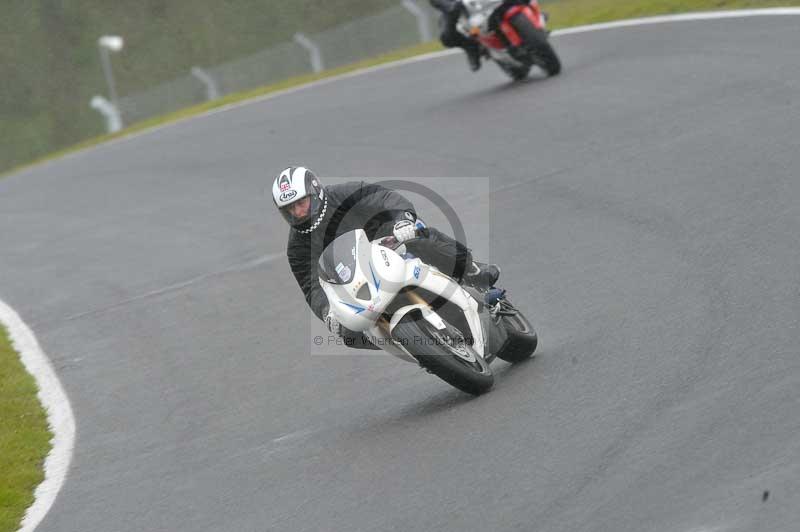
[401,0,433,43]
[293,32,324,73]
[90,95,123,133]
[97,35,125,127]
[190,67,220,100]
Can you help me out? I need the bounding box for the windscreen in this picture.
[318,230,359,285]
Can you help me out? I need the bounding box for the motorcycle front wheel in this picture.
[393,315,494,395]
[509,12,561,76]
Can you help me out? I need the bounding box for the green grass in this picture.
[2,0,798,179]
[0,326,52,532]
[542,0,796,27]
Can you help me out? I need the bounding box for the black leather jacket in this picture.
[286,181,415,321]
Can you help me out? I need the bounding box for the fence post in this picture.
[293,33,324,73]
[401,0,433,43]
[89,95,123,133]
[190,67,220,100]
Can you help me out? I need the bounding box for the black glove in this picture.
[392,220,417,244]
[324,307,343,337]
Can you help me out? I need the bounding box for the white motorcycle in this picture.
[319,228,538,395]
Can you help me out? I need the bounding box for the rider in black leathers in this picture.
[430,0,483,71]
[272,167,499,348]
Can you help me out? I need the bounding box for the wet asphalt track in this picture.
[2,15,800,532]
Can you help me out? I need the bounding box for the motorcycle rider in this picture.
[273,166,500,347]
[430,0,483,72]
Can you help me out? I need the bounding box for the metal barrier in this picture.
[112,2,439,129]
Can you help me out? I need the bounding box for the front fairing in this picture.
[458,1,545,43]
[319,230,408,331]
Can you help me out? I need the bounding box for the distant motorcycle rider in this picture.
[273,166,499,347]
[430,0,483,71]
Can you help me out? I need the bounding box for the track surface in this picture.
[2,16,800,532]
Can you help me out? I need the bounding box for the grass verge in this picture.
[0,325,52,532]
[2,0,798,180]
[544,0,796,27]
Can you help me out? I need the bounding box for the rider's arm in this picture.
[287,235,329,322]
[336,180,417,224]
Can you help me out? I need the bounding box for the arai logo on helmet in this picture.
[279,190,297,202]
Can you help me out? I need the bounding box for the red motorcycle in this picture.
[456,0,561,80]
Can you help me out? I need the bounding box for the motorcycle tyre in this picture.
[494,298,539,363]
[393,315,494,396]
[509,13,561,76]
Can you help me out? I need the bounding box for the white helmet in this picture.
[272,166,327,232]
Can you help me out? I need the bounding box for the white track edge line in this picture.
[553,7,800,35]
[1,299,76,532]
[10,7,800,178]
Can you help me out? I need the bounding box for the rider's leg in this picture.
[405,227,499,288]
[406,226,472,280]
[437,2,482,71]
[372,218,499,288]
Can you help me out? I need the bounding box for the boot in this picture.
[462,261,500,289]
[465,44,481,72]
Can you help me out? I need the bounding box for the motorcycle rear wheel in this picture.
[393,315,494,395]
[509,13,561,76]
[494,298,538,363]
